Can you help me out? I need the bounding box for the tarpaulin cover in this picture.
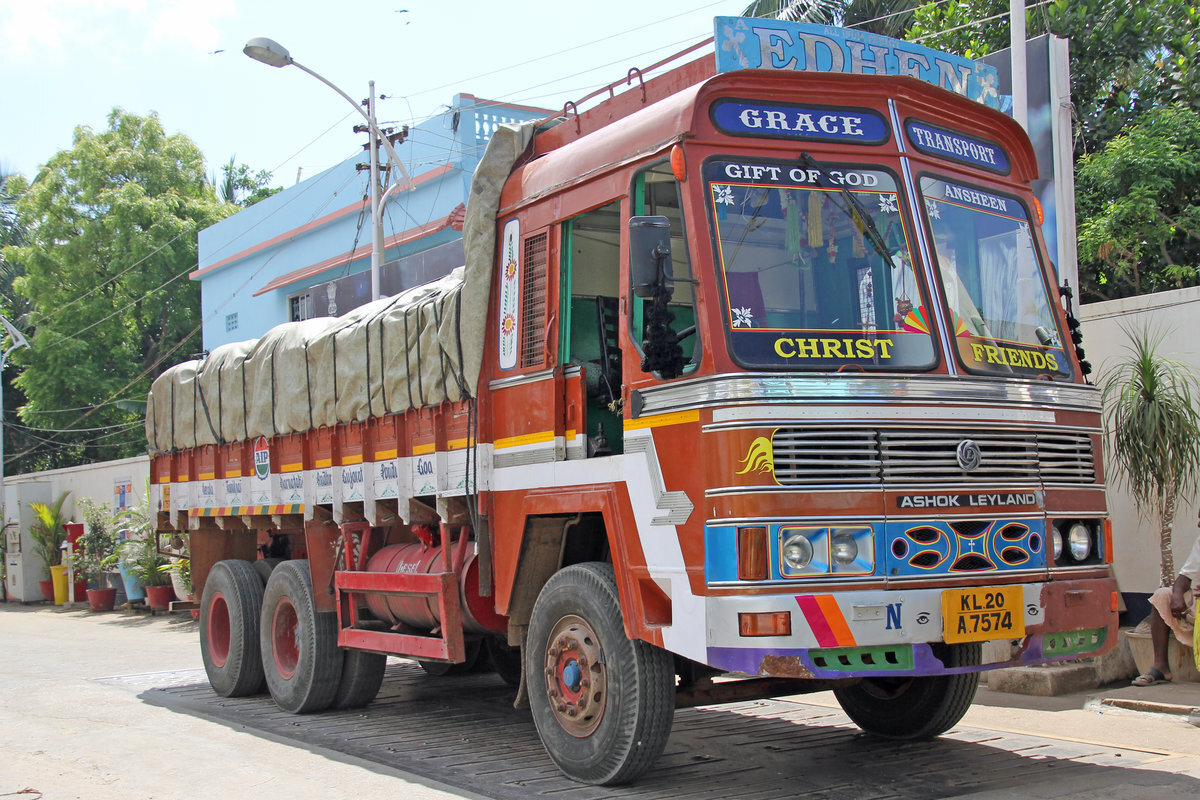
[145,122,535,453]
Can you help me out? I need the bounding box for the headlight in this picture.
[782,534,814,570]
[1067,522,1091,561]
[831,533,858,566]
[1051,528,1063,561]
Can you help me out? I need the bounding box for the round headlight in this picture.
[782,534,814,571]
[1067,523,1091,561]
[1051,529,1063,562]
[831,533,858,566]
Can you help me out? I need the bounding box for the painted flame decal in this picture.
[736,436,775,477]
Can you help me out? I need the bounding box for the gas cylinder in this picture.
[363,542,507,634]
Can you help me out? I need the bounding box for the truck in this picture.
[146,23,1118,786]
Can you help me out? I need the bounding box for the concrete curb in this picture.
[1097,697,1199,716]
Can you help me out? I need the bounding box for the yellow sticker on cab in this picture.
[941,586,1025,644]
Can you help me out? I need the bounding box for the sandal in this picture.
[1131,667,1172,686]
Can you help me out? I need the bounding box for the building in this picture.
[193,94,549,351]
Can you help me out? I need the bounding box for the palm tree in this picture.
[1101,326,1200,586]
[741,0,921,39]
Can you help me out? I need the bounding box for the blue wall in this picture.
[196,94,548,350]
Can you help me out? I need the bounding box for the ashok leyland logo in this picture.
[956,439,982,472]
[253,437,271,481]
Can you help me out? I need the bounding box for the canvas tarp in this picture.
[144,113,537,453]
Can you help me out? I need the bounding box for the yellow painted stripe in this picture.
[493,430,555,450]
[448,436,476,450]
[623,409,701,431]
[177,474,190,481]
[341,455,363,465]
[375,448,398,460]
[314,459,332,468]
[280,463,303,473]
[225,470,243,478]
[198,472,215,480]
[565,428,578,440]
[413,443,436,455]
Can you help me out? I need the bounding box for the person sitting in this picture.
[1132,521,1199,686]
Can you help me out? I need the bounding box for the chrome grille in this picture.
[770,427,1095,486]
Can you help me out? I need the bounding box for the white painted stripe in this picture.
[710,404,1057,425]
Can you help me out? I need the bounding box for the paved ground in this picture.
[2,603,1198,799]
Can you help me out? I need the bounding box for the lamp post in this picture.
[243,37,411,302]
[0,315,29,514]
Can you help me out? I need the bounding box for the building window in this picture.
[225,312,238,332]
[289,291,314,322]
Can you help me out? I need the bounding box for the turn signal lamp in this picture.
[1104,520,1113,564]
[737,526,768,581]
[739,611,791,637]
[1032,196,1045,225]
[671,144,687,182]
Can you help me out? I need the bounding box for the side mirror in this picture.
[628,215,673,300]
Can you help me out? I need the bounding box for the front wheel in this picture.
[526,562,675,786]
[833,642,980,740]
[260,560,343,714]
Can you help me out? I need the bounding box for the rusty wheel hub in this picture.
[542,614,606,737]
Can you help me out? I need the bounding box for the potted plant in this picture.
[122,531,173,610]
[73,497,120,611]
[160,555,191,602]
[1101,326,1200,676]
[28,491,70,603]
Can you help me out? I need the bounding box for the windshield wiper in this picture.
[798,152,897,268]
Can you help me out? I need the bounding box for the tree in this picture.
[0,167,40,475]
[1075,106,1200,301]
[908,0,1198,157]
[1101,327,1200,587]
[743,0,921,38]
[215,155,282,207]
[3,110,233,466]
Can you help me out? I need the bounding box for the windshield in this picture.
[706,158,935,370]
[920,177,1071,380]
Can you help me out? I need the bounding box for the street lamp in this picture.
[243,37,411,302]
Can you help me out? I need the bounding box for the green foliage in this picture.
[1076,105,1200,300]
[909,0,1199,157]
[1100,326,1200,586]
[3,109,234,467]
[72,496,120,585]
[116,479,169,586]
[28,490,70,577]
[742,0,920,37]
[215,155,282,207]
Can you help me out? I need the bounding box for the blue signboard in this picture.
[714,17,1000,110]
[905,120,1010,173]
[711,99,889,144]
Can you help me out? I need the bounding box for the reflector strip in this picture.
[795,594,857,647]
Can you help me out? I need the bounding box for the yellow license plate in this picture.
[941,587,1025,644]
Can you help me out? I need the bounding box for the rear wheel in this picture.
[333,649,387,710]
[833,642,981,739]
[200,560,266,697]
[485,637,522,687]
[419,638,483,676]
[260,560,343,713]
[526,562,675,786]
[253,557,281,585]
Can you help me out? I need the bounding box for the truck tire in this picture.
[832,642,981,740]
[260,560,343,714]
[200,560,266,697]
[332,649,387,710]
[526,562,675,785]
[485,637,522,688]
[418,638,483,676]
[253,557,282,585]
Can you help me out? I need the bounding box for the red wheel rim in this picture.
[206,593,230,668]
[272,597,300,680]
[542,614,606,738]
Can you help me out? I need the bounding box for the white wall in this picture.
[1081,285,1200,593]
[3,455,149,522]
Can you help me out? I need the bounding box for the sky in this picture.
[0,0,746,186]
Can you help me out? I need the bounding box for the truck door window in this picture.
[561,200,623,455]
[631,163,699,372]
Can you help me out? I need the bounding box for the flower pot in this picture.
[86,587,117,612]
[143,584,175,611]
[1125,629,1200,682]
[169,570,192,602]
[39,580,55,602]
[116,561,145,602]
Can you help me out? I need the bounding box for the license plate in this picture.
[941,587,1024,644]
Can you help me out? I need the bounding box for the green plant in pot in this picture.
[159,556,191,599]
[73,497,120,588]
[29,491,70,580]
